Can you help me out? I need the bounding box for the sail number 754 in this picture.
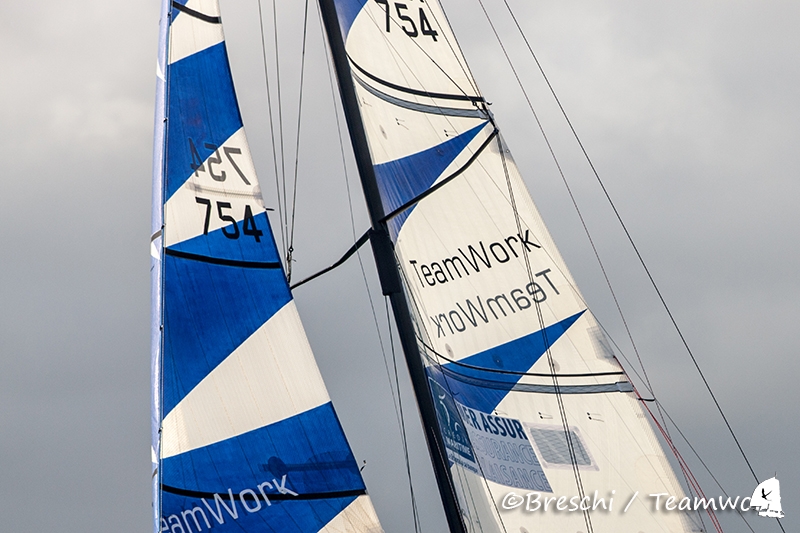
[374,0,438,41]
[195,197,263,242]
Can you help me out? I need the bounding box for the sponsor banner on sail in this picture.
[430,377,552,492]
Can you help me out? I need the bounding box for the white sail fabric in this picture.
[152,2,383,532]
[332,1,699,531]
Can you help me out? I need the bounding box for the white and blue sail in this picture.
[151,2,383,532]
[330,0,702,531]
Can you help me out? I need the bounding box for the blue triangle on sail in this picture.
[161,402,363,532]
[163,403,364,494]
[168,211,281,264]
[162,254,291,415]
[374,122,487,232]
[334,0,368,39]
[432,310,585,413]
[166,42,244,201]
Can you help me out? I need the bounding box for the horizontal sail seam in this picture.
[440,366,633,395]
[164,248,282,269]
[162,484,366,501]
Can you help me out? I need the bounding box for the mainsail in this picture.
[320,0,701,531]
[151,1,383,532]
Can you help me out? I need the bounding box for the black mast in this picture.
[316,2,467,532]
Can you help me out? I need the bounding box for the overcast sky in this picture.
[0,1,797,532]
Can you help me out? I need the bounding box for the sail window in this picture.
[527,427,592,466]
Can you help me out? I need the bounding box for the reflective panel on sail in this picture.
[333,0,700,531]
[152,2,383,532]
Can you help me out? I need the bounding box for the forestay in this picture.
[151,2,383,532]
[331,0,700,530]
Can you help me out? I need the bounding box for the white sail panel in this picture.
[153,1,384,531]
[332,0,699,531]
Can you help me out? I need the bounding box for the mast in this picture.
[317,1,467,531]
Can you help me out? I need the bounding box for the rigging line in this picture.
[636,387,724,533]
[425,0,481,97]
[400,264,500,533]
[315,2,386,361]
[257,0,286,259]
[286,0,311,282]
[496,134,591,533]
[315,0,387,350]
[435,137,737,530]
[431,347,506,533]
[499,0,762,490]
[477,0,688,499]
[385,298,422,533]
[652,398,757,533]
[315,0,404,441]
[271,0,289,263]
[289,229,371,289]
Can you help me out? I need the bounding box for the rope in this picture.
[386,298,423,533]
[285,0,310,282]
[270,0,289,266]
[498,0,763,498]
[256,0,286,259]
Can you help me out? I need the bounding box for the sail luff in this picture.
[317,1,468,531]
[151,2,171,532]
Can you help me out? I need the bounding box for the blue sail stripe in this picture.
[162,253,291,415]
[161,402,362,532]
[166,42,243,201]
[168,211,281,264]
[162,403,364,493]
[334,0,368,39]
[430,310,585,413]
[374,122,486,232]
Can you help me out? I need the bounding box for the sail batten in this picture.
[152,2,383,531]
